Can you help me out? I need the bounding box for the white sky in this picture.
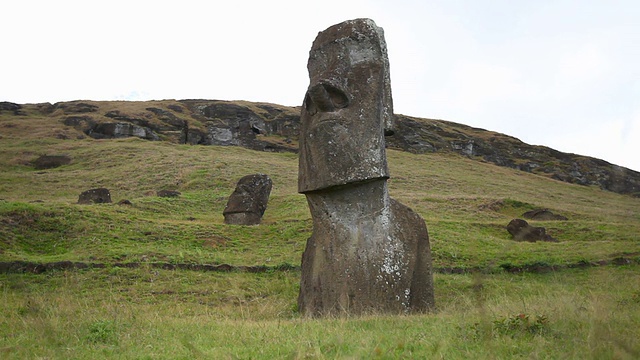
[3,0,639,172]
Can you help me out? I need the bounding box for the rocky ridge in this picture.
[1,99,638,196]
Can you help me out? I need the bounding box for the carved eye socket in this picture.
[304,83,350,115]
[324,84,349,109]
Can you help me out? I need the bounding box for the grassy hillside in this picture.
[1,111,640,358]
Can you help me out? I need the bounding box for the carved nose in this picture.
[305,83,349,115]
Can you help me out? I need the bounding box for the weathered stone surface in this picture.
[300,182,434,315]
[223,174,272,225]
[32,155,71,169]
[297,18,434,316]
[190,102,294,151]
[87,122,159,140]
[167,104,184,113]
[506,219,557,242]
[63,115,96,133]
[298,19,393,193]
[522,209,568,221]
[78,188,112,204]
[0,102,23,115]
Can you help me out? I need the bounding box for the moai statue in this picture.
[223,174,272,225]
[77,188,112,204]
[298,18,435,316]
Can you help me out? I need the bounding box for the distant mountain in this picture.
[1,99,638,196]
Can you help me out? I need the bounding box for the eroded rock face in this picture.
[87,122,159,140]
[223,174,272,225]
[297,18,434,316]
[506,219,558,242]
[0,102,23,115]
[78,188,112,204]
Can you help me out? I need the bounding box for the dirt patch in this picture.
[202,235,229,248]
[1,257,637,276]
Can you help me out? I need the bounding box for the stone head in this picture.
[298,18,394,193]
[223,173,272,216]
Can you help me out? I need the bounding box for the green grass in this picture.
[1,266,639,359]
[1,122,640,358]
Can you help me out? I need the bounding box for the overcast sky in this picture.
[3,0,639,172]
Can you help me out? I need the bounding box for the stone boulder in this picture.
[32,155,71,169]
[522,209,568,221]
[506,219,557,242]
[78,188,112,204]
[223,174,272,225]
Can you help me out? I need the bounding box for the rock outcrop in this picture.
[297,19,434,316]
[4,97,640,195]
[0,102,24,115]
[87,121,159,141]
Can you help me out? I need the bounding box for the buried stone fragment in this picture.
[32,154,71,170]
[223,174,273,225]
[506,219,558,242]
[78,188,112,204]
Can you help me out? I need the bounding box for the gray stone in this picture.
[63,115,96,133]
[297,18,434,316]
[223,174,272,225]
[78,188,112,204]
[32,155,71,169]
[298,18,393,193]
[506,219,558,242]
[0,102,23,115]
[88,122,159,140]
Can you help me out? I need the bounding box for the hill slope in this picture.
[1,99,640,359]
[0,104,638,269]
[1,99,639,195]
